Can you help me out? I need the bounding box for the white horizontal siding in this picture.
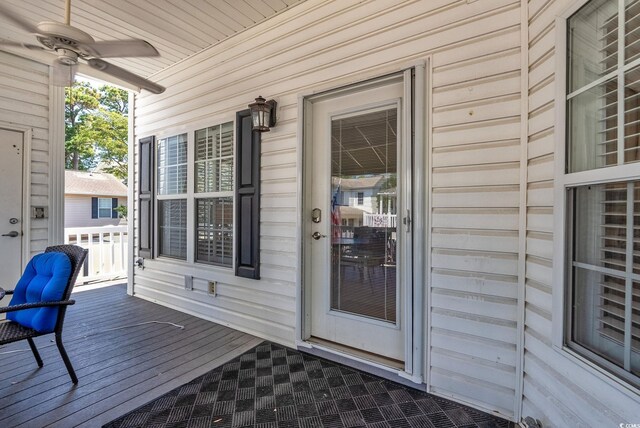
[0,51,50,256]
[129,0,640,422]
[64,195,126,228]
[131,0,525,419]
[523,0,640,425]
[428,0,521,418]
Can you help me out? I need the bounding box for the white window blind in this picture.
[158,134,187,195]
[157,133,188,259]
[158,199,187,259]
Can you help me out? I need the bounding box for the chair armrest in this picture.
[0,299,75,314]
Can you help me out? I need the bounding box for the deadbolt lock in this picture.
[311,208,321,223]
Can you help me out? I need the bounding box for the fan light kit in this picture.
[0,0,165,93]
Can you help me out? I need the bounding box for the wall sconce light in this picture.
[248,96,277,132]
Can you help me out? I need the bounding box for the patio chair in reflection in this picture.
[0,245,88,384]
[340,227,387,285]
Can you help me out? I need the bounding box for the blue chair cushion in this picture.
[7,252,72,333]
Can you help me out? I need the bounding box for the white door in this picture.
[306,74,411,363]
[0,128,24,290]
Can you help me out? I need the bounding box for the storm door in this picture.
[305,73,412,364]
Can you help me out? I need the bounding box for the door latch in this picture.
[402,210,411,232]
[2,231,20,238]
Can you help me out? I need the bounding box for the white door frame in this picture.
[297,63,427,384]
[0,122,32,272]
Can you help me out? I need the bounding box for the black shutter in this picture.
[91,197,98,219]
[235,109,260,279]
[139,136,155,259]
[112,197,118,218]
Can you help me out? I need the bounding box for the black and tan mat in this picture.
[104,341,512,428]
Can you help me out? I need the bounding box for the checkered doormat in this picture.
[104,341,512,428]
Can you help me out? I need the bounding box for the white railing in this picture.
[64,226,128,284]
[363,213,397,228]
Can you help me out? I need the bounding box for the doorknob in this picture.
[311,231,326,240]
[2,231,19,238]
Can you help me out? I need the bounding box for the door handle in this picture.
[2,231,19,238]
[311,231,326,240]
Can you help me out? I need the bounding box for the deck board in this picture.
[0,283,262,427]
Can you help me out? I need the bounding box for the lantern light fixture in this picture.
[248,96,277,132]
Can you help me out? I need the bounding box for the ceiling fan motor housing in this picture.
[36,21,94,56]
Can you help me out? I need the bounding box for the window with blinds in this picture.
[157,134,187,195]
[195,122,234,266]
[158,199,187,259]
[196,197,233,266]
[567,0,640,386]
[157,133,188,259]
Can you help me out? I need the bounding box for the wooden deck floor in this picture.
[0,283,262,428]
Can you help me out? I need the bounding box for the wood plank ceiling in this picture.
[0,0,305,80]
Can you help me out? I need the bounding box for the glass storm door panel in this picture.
[330,107,398,323]
[307,74,409,363]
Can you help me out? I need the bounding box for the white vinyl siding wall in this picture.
[0,51,51,256]
[132,0,523,419]
[524,0,640,426]
[64,195,126,228]
[130,0,640,422]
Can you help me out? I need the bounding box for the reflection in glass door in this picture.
[330,106,398,323]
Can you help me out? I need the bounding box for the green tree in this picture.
[99,85,128,115]
[65,81,129,178]
[65,82,99,170]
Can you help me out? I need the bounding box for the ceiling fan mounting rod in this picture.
[64,0,71,25]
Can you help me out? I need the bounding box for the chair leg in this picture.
[27,338,43,367]
[55,333,78,384]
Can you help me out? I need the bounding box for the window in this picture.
[565,0,640,386]
[195,123,234,266]
[157,133,187,259]
[98,198,113,218]
[155,123,235,265]
[357,192,364,205]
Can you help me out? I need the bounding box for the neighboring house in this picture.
[333,176,385,215]
[332,176,396,227]
[1,1,639,427]
[64,170,127,228]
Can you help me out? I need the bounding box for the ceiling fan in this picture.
[0,0,165,94]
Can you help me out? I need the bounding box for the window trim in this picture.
[152,114,236,269]
[553,0,640,395]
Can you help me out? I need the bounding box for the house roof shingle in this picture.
[331,176,385,190]
[65,170,128,197]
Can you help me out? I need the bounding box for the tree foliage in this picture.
[65,82,129,178]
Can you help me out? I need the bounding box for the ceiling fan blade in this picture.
[51,59,76,87]
[87,59,165,94]
[0,3,38,34]
[80,39,160,58]
[0,38,45,51]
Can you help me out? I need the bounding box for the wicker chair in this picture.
[0,245,88,384]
